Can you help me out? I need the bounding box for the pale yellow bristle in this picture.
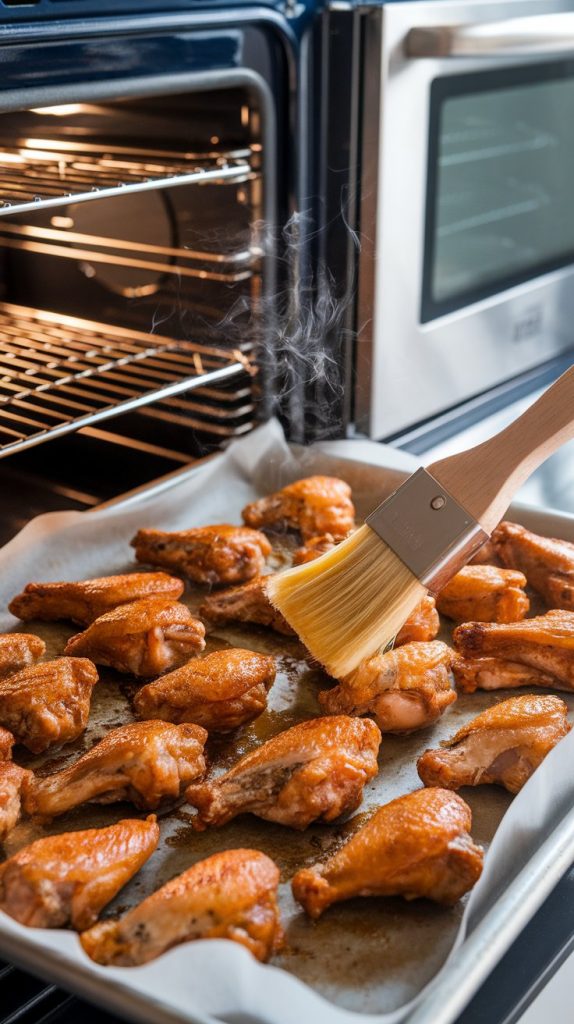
[266,524,427,679]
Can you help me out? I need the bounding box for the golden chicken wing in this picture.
[9,572,184,627]
[242,476,355,541]
[318,641,456,734]
[0,763,31,843]
[453,610,574,691]
[0,633,45,680]
[0,816,159,930]
[453,656,560,694]
[131,525,271,586]
[0,658,98,754]
[395,596,440,646]
[291,788,483,918]
[200,575,294,636]
[134,649,276,732]
[0,727,14,761]
[417,694,570,794]
[492,521,574,611]
[292,534,338,565]
[23,720,207,818]
[436,565,529,623]
[186,715,381,831]
[64,596,205,677]
[470,540,500,566]
[81,848,282,966]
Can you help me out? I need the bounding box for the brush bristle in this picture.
[266,524,427,679]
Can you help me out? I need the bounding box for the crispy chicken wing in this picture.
[81,848,282,966]
[0,633,45,680]
[242,476,355,541]
[0,816,159,930]
[186,715,381,831]
[395,596,440,646]
[453,610,574,691]
[436,565,529,623]
[453,656,561,694]
[0,763,31,843]
[291,788,483,918]
[134,649,276,732]
[417,695,570,794]
[0,658,98,754]
[131,526,271,586]
[200,575,294,636]
[23,720,207,818]
[9,573,184,627]
[492,521,574,611]
[64,597,205,677]
[292,534,339,565]
[318,641,456,734]
[0,727,14,761]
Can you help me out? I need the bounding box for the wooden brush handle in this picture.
[428,364,574,534]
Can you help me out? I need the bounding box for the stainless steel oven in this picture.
[355,0,574,440]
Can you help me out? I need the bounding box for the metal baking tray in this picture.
[0,433,574,1024]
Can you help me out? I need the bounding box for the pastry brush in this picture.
[266,364,574,679]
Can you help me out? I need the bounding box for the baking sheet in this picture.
[0,418,574,1024]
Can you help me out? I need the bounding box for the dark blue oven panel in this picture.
[0,0,287,20]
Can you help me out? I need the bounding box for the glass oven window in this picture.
[422,61,574,322]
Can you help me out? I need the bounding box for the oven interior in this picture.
[0,91,269,540]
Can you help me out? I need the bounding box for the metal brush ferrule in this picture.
[366,468,489,594]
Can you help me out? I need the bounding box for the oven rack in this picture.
[0,140,256,218]
[0,303,254,457]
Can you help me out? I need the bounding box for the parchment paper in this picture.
[0,418,573,1024]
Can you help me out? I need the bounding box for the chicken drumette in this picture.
[453,610,574,692]
[64,596,205,677]
[395,596,440,646]
[23,720,207,818]
[318,641,456,734]
[0,658,98,754]
[417,695,570,794]
[0,633,46,680]
[186,715,381,830]
[131,525,271,586]
[9,572,184,627]
[492,521,574,611]
[134,649,276,732]
[436,565,529,623]
[0,763,31,842]
[0,816,159,930]
[242,476,355,541]
[200,576,295,636]
[81,848,282,966]
[291,787,483,918]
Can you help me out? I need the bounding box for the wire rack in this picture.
[0,303,254,457]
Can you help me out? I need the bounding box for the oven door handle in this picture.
[405,12,574,58]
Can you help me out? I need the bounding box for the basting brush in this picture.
[266,365,574,679]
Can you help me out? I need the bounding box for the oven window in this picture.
[422,61,574,322]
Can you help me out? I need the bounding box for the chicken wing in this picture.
[0,763,31,843]
[0,816,159,930]
[242,476,355,541]
[292,534,338,566]
[395,596,440,646]
[0,658,98,754]
[453,656,561,694]
[81,848,282,966]
[0,633,45,680]
[436,565,529,623]
[186,715,381,831]
[199,576,294,636]
[0,727,14,761]
[492,521,574,611]
[453,610,574,691]
[9,572,184,627]
[134,649,276,732]
[64,596,205,677]
[131,525,271,586]
[291,788,483,918]
[23,720,207,818]
[417,694,570,794]
[318,641,456,734]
